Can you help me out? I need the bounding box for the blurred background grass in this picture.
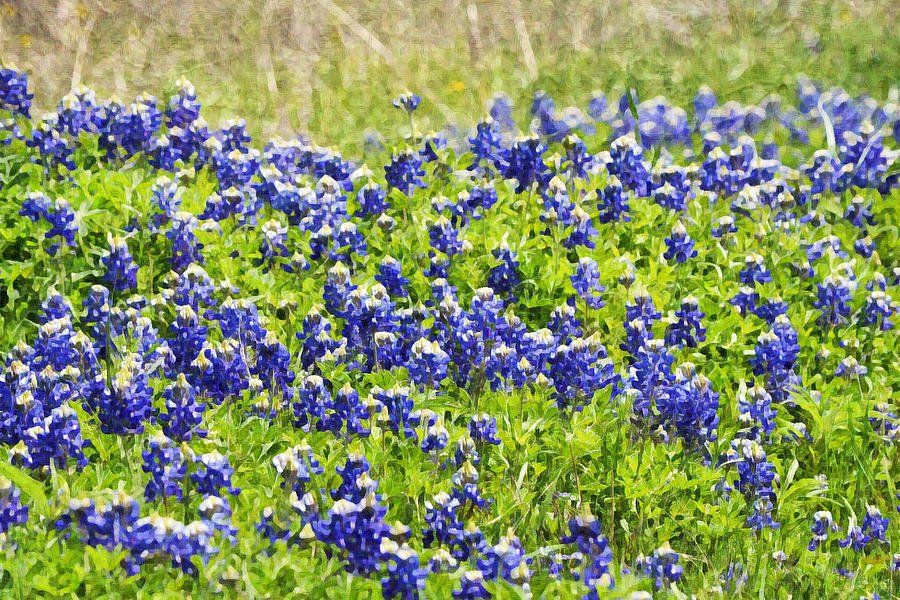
[1,0,898,153]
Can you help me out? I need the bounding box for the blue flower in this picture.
[377,256,410,298]
[355,181,390,217]
[636,543,683,590]
[0,68,33,118]
[393,92,421,114]
[381,539,429,600]
[739,254,772,285]
[595,176,631,224]
[272,441,324,496]
[192,451,241,497]
[664,296,706,348]
[499,135,550,193]
[468,118,503,172]
[861,291,895,331]
[385,149,426,197]
[663,222,697,263]
[487,243,520,304]
[0,477,28,534]
[808,510,839,551]
[142,434,186,503]
[160,374,207,441]
[166,77,201,129]
[453,570,491,599]
[835,356,867,379]
[102,234,139,291]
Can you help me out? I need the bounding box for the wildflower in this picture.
[571,257,606,309]
[636,542,683,590]
[835,357,867,378]
[0,477,29,534]
[192,451,240,497]
[393,91,421,114]
[102,234,139,291]
[663,221,697,263]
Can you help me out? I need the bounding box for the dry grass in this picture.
[2,0,898,148]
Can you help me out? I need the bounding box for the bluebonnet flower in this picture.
[636,543,683,591]
[142,434,186,503]
[165,77,201,129]
[272,441,324,496]
[355,181,389,217]
[570,262,605,313]
[315,468,389,575]
[420,422,450,455]
[330,222,368,263]
[754,295,789,324]
[654,364,720,449]
[216,118,252,153]
[98,353,154,435]
[835,356,867,379]
[854,235,876,258]
[166,211,204,272]
[385,149,426,197]
[255,219,290,272]
[748,316,802,403]
[607,134,651,196]
[737,382,778,441]
[147,176,181,233]
[393,91,421,114]
[663,221,697,263]
[429,216,466,257]
[377,213,395,233]
[23,404,90,471]
[653,182,688,212]
[30,196,78,256]
[376,256,410,298]
[160,374,207,441]
[468,118,503,172]
[814,273,855,326]
[808,510,839,551]
[560,509,614,593]
[500,135,550,193]
[292,374,330,430]
[28,117,77,176]
[0,67,33,118]
[487,242,520,304]
[595,176,631,223]
[453,570,490,600]
[805,235,847,262]
[318,383,369,440]
[725,439,779,529]
[192,450,240,497]
[468,413,501,446]
[664,296,706,348]
[380,539,429,600]
[739,254,772,285]
[169,305,207,372]
[477,529,530,585]
[843,195,875,228]
[861,291,895,331]
[868,402,898,439]
[102,234,139,291]
[0,477,28,534]
[562,134,594,180]
[550,335,619,411]
[0,117,22,145]
[19,192,52,223]
[548,301,583,344]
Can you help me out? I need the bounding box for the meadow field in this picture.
[0,1,898,598]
